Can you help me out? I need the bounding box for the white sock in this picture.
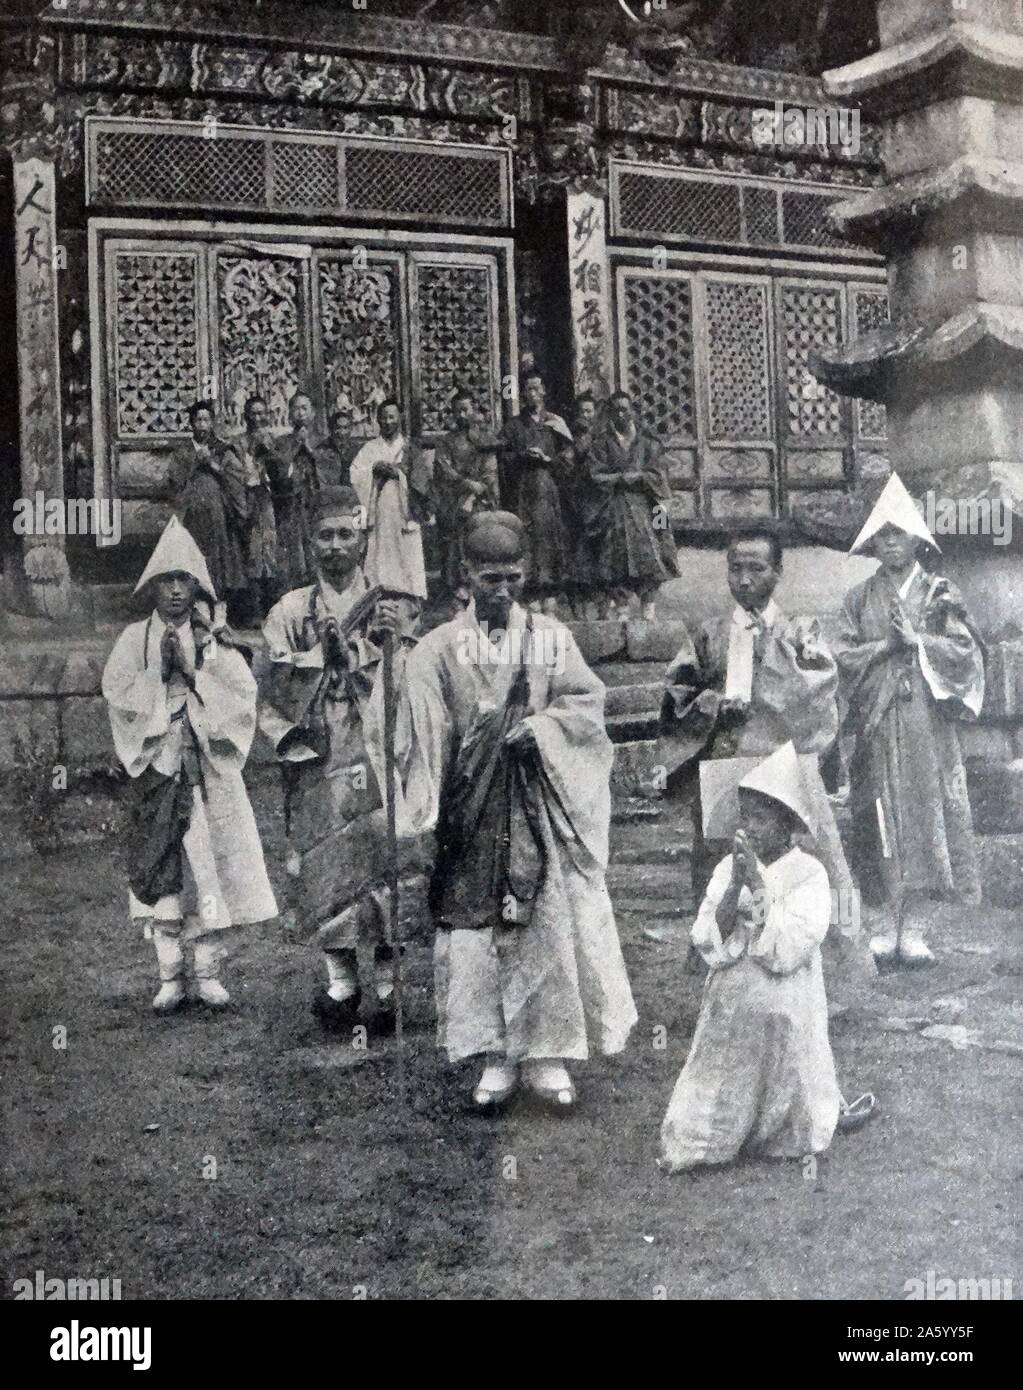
[324,951,358,1002]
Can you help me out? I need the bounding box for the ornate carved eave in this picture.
[39,0,827,104]
[811,302,1023,402]
[823,21,1023,111]
[828,158,1023,246]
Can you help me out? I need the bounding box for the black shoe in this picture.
[312,988,362,1035]
[368,995,397,1037]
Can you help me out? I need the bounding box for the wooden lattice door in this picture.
[97,229,511,521]
[615,259,888,523]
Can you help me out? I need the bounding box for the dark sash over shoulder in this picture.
[431,628,552,931]
[125,753,197,907]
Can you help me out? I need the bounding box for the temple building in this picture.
[6,0,1023,893]
[0,0,889,611]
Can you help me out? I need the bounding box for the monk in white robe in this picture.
[102,518,277,1012]
[349,397,428,606]
[660,744,842,1171]
[371,511,637,1110]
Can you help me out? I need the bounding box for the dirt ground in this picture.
[2,771,1021,1301]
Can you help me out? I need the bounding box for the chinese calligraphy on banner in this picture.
[566,191,612,401]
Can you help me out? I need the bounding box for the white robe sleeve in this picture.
[349,442,378,523]
[690,855,749,969]
[748,854,832,976]
[520,624,613,874]
[258,595,325,760]
[101,623,172,778]
[362,637,449,839]
[102,623,257,777]
[188,643,259,771]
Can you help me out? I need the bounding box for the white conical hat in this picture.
[700,743,816,839]
[739,742,814,832]
[849,472,938,555]
[133,515,217,600]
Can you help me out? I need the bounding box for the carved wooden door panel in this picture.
[213,248,310,434]
[616,269,699,524]
[849,282,890,487]
[312,250,408,441]
[98,228,511,526]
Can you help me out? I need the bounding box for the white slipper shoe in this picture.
[522,1060,576,1110]
[473,1061,518,1111]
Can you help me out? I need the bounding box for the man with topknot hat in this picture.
[258,486,431,1030]
[369,508,637,1110]
[102,517,277,1013]
[834,473,985,966]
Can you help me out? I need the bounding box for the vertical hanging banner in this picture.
[14,155,63,499]
[566,190,613,401]
[13,154,74,608]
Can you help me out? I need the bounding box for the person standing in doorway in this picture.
[349,397,429,619]
[500,371,573,614]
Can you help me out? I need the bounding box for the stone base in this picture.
[564,619,626,665]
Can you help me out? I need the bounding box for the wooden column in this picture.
[1,30,78,621]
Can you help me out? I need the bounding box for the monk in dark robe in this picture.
[166,400,248,606]
[584,390,679,621]
[225,394,284,624]
[500,371,573,612]
[272,391,338,592]
[834,473,984,967]
[320,406,362,489]
[563,392,603,619]
[433,387,500,602]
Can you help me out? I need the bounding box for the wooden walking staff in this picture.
[380,599,407,1104]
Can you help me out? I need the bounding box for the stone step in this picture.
[623,619,694,665]
[976,834,1023,907]
[564,618,695,668]
[594,661,666,688]
[611,796,664,826]
[607,863,688,898]
[967,761,1023,835]
[564,619,627,665]
[610,739,663,797]
[614,897,695,920]
[606,711,660,744]
[604,681,663,718]
[611,839,690,867]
